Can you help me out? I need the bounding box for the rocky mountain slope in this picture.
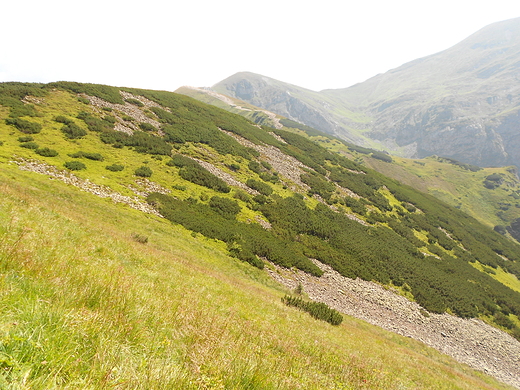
[213,17,520,168]
[177,85,520,233]
[2,82,520,388]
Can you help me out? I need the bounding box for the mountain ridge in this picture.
[213,17,520,168]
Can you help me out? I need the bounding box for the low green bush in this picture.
[261,161,272,170]
[135,166,153,177]
[61,123,87,139]
[17,136,34,142]
[69,151,104,161]
[371,152,393,163]
[105,164,125,172]
[248,161,262,174]
[20,141,39,149]
[125,98,144,107]
[179,165,230,193]
[246,179,273,196]
[227,163,240,171]
[233,189,250,202]
[79,114,116,132]
[54,115,74,125]
[5,118,42,134]
[35,147,58,157]
[282,295,343,325]
[64,161,86,171]
[132,233,148,243]
[139,122,156,131]
[209,196,241,219]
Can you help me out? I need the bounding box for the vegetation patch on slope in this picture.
[1,81,520,344]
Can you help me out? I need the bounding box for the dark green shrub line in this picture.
[5,118,42,134]
[139,122,156,132]
[282,295,343,325]
[125,98,144,107]
[135,166,153,177]
[371,151,393,163]
[179,165,230,193]
[105,164,124,172]
[68,151,104,161]
[20,142,39,149]
[35,147,58,157]
[54,115,74,125]
[61,123,87,139]
[167,154,200,168]
[209,196,241,219]
[64,161,86,171]
[146,193,323,275]
[48,82,124,104]
[77,112,116,133]
[0,83,46,118]
[169,155,230,192]
[300,172,335,201]
[246,179,273,196]
[100,130,172,155]
[260,194,520,335]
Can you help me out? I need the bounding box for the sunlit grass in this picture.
[471,262,520,294]
[0,161,514,389]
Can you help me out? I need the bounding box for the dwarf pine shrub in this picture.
[139,122,155,132]
[64,161,86,171]
[6,118,42,134]
[35,147,58,157]
[246,179,273,196]
[62,123,87,139]
[105,164,124,172]
[135,166,152,177]
[20,141,39,149]
[282,295,343,325]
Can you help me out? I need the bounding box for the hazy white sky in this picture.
[1,0,520,92]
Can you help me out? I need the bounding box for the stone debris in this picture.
[267,259,520,389]
[83,91,162,131]
[220,129,311,190]
[14,158,162,217]
[254,215,272,229]
[194,158,257,194]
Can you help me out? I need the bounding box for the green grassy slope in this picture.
[1,164,513,389]
[1,81,520,387]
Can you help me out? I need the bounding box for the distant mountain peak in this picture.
[214,17,520,168]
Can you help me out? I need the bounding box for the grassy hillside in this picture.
[178,86,520,230]
[1,161,514,389]
[1,81,520,387]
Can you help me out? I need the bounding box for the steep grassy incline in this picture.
[1,158,515,389]
[1,81,520,387]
